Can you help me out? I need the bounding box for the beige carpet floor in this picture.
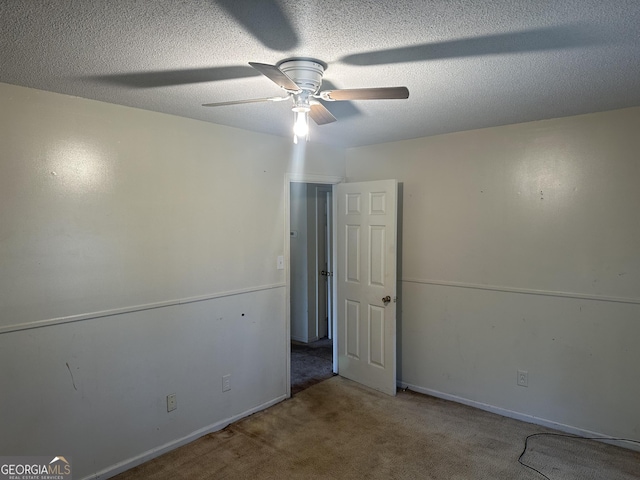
[113,376,640,479]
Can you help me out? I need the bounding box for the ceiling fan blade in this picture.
[216,0,298,51]
[202,96,289,107]
[249,62,301,91]
[317,80,361,120]
[309,103,337,125]
[320,87,409,101]
[341,25,606,66]
[89,66,260,88]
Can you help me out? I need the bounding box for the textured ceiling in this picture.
[1,0,640,148]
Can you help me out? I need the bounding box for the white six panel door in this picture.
[336,180,397,396]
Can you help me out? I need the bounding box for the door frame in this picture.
[314,185,333,341]
[285,173,343,398]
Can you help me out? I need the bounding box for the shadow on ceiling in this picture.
[214,0,299,51]
[340,24,613,65]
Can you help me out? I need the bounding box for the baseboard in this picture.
[82,394,288,480]
[397,381,640,452]
[290,335,319,344]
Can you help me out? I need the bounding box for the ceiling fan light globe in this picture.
[293,111,309,137]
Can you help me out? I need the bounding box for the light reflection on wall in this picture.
[511,140,581,208]
[41,138,114,307]
[47,139,112,195]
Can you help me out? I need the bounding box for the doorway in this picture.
[285,174,343,397]
[289,182,334,393]
[286,175,400,397]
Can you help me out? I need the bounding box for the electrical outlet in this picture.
[167,393,177,412]
[222,374,231,392]
[517,370,528,387]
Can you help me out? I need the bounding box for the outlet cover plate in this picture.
[517,370,528,387]
[167,393,177,412]
[222,374,231,392]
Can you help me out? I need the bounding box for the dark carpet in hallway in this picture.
[290,337,333,394]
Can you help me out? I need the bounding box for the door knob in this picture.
[382,295,391,304]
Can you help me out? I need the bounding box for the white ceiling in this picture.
[1,0,640,148]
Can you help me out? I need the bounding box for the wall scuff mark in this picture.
[66,362,78,391]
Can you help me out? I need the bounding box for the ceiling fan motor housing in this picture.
[278,59,325,93]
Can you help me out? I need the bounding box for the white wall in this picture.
[0,82,345,478]
[346,107,640,445]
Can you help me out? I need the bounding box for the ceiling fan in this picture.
[89,0,603,144]
[201,58,409,143]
